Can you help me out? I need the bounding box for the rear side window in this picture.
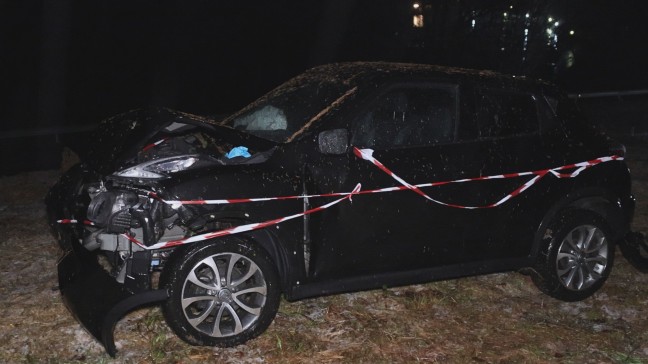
[353,85,458,149]
[475,90,539,139]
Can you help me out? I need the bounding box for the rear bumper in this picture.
[57,236,167,357]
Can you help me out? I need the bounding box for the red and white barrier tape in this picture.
[142,138,168,152]
[353,147,622,209]
[57,147,622,249]
[152,147,622,210]
[56,219,96,226]
[130,183,361,250]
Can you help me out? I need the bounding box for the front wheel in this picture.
[532,210,614,302]
[161,237,280,347]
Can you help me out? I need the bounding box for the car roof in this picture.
[301,62,553,93]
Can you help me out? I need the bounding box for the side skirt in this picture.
[286,257,533,301]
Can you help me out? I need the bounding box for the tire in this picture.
[619,232,648,273]
[532,210,614,302]
[161,237,280,347]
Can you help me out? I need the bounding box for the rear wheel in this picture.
[161,237,280,346]
[532,210,614,301]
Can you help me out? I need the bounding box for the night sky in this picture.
[1,0,647,169]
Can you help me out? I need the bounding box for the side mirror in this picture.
[318,129,349,155]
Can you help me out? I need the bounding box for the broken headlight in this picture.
[113,155,199,179]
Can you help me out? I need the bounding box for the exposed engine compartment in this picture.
[77,127,258,284]
[84,187,180,249]
[80,122,275,253]
[81,184,186,284]
[50,116,278,296]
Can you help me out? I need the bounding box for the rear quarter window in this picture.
[475,89,539,139]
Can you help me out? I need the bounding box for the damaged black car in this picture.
[46,62,635,356]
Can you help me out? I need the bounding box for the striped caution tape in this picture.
[56,219,96,226]
[57,148,622,248]
[352,147,623,209]
[152,147,622,210]
[142,138,169,152]
[129,183,362,250]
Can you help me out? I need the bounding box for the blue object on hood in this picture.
[226,146,252,159]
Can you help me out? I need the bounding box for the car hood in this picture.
[83,108,277,175]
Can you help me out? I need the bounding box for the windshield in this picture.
[221,74,354,143]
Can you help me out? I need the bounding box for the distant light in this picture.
[501,47,506,51]
[569,30,575,35]
[524,28,529,35]
[471,19,476,28]
[503,12,508,17]
[525,13,530,18]
[548,17,553,22]
[547,28,553,35]
[510,5,513,9]
[554,21,560,27]
[413,2,420,9]
[413,14,424,28]
[565,50,575,68]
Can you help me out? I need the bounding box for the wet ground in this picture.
[0,137,646,363]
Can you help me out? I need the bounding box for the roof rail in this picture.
[568,89,648,99]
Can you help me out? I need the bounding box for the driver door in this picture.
[306,82,499,280]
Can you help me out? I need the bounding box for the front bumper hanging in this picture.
[57,237,168,357]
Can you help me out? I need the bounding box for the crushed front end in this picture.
[47,171,182,356]
[45,109,273,356]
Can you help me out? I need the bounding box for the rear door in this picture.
[461,86,567,261]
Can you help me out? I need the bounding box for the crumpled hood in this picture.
[83,108,276,175]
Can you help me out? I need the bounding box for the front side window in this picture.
[353,85,458,149]
[475,90,539,139]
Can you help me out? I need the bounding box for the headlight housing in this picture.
[114,155,199,179]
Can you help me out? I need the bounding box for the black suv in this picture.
[46,62,635,356]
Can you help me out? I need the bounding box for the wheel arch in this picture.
[160,211,294,295]
[531,187,627,259]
